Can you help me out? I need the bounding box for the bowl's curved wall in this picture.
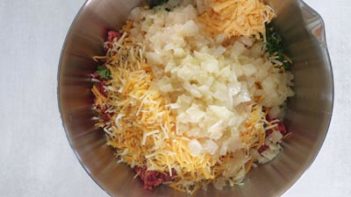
[58,0,333,196]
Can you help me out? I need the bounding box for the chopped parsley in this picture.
[96,65,111,79]
[265,24,292,70]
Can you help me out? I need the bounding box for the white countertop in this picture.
[0,0,349,196]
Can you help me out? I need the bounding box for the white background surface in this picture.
[0,0,349,196]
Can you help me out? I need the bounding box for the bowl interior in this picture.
[58,0,333,196]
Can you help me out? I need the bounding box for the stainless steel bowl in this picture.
[58,0,334,196]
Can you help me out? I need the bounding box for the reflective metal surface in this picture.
[58,0,334,196]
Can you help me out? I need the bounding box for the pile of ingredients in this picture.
[91,0,294,194]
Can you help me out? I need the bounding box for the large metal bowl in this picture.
[58,0,334,196]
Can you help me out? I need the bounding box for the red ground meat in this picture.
[277,121,288,136]
[258,144,269,154]
[96,82,107,97]
[265,129,273,137]
[134,167,175,190]
[100,110,112,122]
[265,115,289,136]
[107,30,121,42]
[104,30,122,50]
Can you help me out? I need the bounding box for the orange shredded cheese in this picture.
[91,85,107,106]
[240,105,265,148]
[198,0,276,38]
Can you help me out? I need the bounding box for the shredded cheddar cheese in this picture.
[240,105,265,148]
[198,0,276,38]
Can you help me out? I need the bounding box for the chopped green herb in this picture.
[148,0,169,8]
[265,24,292,70]
[96,65,111,79]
